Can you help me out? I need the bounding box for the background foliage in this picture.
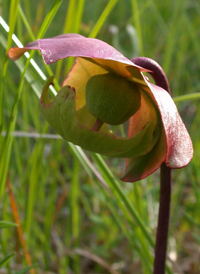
[0,0,200,273]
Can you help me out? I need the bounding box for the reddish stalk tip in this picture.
[92,118,104,132]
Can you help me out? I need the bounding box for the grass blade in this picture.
[0,254,14,267]
[0,220,18,229]
[89,0,119,38]
[0,0,62,199]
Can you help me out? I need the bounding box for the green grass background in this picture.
[0,0,200,273]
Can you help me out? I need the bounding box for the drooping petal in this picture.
[123,81,193,182]
[145,82,193,168]
[8,34,149,80]
[7,41,39,60]
[37,34,137,66]
[41,76,159,158]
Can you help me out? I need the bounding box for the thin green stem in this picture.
[173,92,200,102]
[89,0,119,38]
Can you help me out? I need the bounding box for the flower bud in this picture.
[85,72,141,125]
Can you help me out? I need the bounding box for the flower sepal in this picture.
[41,76,159,159]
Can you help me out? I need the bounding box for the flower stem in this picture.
[131,57,172,274]
[154,163,172,274]
[92,118,104,131]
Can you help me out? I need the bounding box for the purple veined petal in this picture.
[144,81,193,168]
[37,34,137,65]
[8,33,148,72]
[123,76,193,182]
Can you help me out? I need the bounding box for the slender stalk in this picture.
[132,57,172,274]
[92,118,104,131]
[154,163,172,274]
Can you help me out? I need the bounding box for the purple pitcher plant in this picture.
[8,33,193,182]
[8,34,193,274]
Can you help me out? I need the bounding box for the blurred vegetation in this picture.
[0,0,200,273]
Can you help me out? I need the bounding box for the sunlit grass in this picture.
[0,0,200,273]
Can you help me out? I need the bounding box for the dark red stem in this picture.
[131,57,172,274]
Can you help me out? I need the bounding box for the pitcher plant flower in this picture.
[8,34,193,182]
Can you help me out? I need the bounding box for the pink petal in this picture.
[37,34,136,66]
[7,41,39,60]
[145,82,193,168]
[124,78,193,182]
[8,34,147,73]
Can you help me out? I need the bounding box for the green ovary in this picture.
[85,72,141,125]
